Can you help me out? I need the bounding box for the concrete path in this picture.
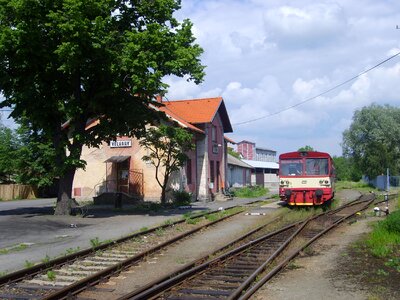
[0,195,276,274]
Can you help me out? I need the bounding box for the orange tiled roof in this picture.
[161,97,223,124]
[156,104,205,134]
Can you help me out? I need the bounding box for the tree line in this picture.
[0,120,56,189]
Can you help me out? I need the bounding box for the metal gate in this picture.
[129,169,144,199]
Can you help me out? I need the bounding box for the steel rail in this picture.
[123,222,301,300]
[40,209,243,300]
[0,208,216,287]
[125,194,376,300]
[116,216,305,300]
[239,196,375,299]
[0,206,245,300]
[226,199,369,300]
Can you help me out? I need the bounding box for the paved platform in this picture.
[0,194,278,274]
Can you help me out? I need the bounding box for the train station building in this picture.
[72,96,233,203]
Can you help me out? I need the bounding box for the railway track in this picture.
[118,193,375,300]
[0,206,249,300]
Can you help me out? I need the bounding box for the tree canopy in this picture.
[0,122,18,183]
[332,156,362,182]
[298,145,315,152]
[342,104,400,178]
[0,0,205,214]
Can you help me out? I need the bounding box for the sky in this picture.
[165,0,400,157]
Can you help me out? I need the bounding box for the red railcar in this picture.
[279,151,335,206]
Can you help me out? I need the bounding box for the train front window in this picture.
[280,159,303,176]
[306,158,329,175]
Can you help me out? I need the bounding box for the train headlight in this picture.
[280,180,290,187]
[324,180,329,184]
[319,180,324,184]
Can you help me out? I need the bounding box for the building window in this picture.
[211,125,217,142]
[210,160,215,183]
[186,159,192,184]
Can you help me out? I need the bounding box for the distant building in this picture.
[237,140,276,162]
[236,140,279,190]
[227,154,252,188]
[237,140,255,160]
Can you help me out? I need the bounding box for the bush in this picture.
[231,185,268,198]
[172,190,192,206]
[366,210,400,257]
[382,210,400,234]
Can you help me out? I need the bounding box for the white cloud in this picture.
[170,0,400,156]
[263,3,348,48]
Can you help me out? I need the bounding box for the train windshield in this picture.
[280,159,304,176]
[306,158,329,175]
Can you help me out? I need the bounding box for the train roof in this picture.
[279,151,332,159]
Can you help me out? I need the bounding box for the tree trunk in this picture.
[160,186,166,204]
[160,172,170,205]
[54,168,76,215]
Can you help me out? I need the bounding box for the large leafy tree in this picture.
[298,145,315,152]
[342,104,400,179]
[0,0,204,214]
[14,123,57,188]
[0,123,19,183]
[332,156,362,181]
[140,124,194,204]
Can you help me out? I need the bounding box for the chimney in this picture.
[155,95,163,103]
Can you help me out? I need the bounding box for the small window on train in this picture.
[306,158,328,175]
[280,159,303,176]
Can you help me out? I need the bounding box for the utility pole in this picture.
[385,168,390,215]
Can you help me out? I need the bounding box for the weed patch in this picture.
[231,185,268,198]
[46,270,56,281]
[90,237,101,248]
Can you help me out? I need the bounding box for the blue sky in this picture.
[165,0,400,156]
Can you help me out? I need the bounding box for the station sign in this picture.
[110,140,132,148]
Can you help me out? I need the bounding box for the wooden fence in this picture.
[0,184,37,200]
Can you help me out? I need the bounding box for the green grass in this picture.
[155,228,165,237]
[231,185,268,198]
[90,237,101,248]
[336,180,376,192]
[41,254,51,264]
[185,217,201,225]
[65,247,80,255]
[0,243,30,255]
[24,260,34,268]
[46,270,56,281]
[162,219,174,226]
[366,210,400,257]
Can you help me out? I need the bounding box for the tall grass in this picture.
[232,185,268,198]
[366,209,400,257]
[336,180,375,191]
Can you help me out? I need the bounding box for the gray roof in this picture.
[228,154,253,169]
[242,159,279,169]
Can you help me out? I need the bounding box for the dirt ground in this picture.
[254,195,399,300]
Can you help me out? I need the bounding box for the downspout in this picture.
[195,136,198,201]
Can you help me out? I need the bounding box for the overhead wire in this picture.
[233,50,400,126]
